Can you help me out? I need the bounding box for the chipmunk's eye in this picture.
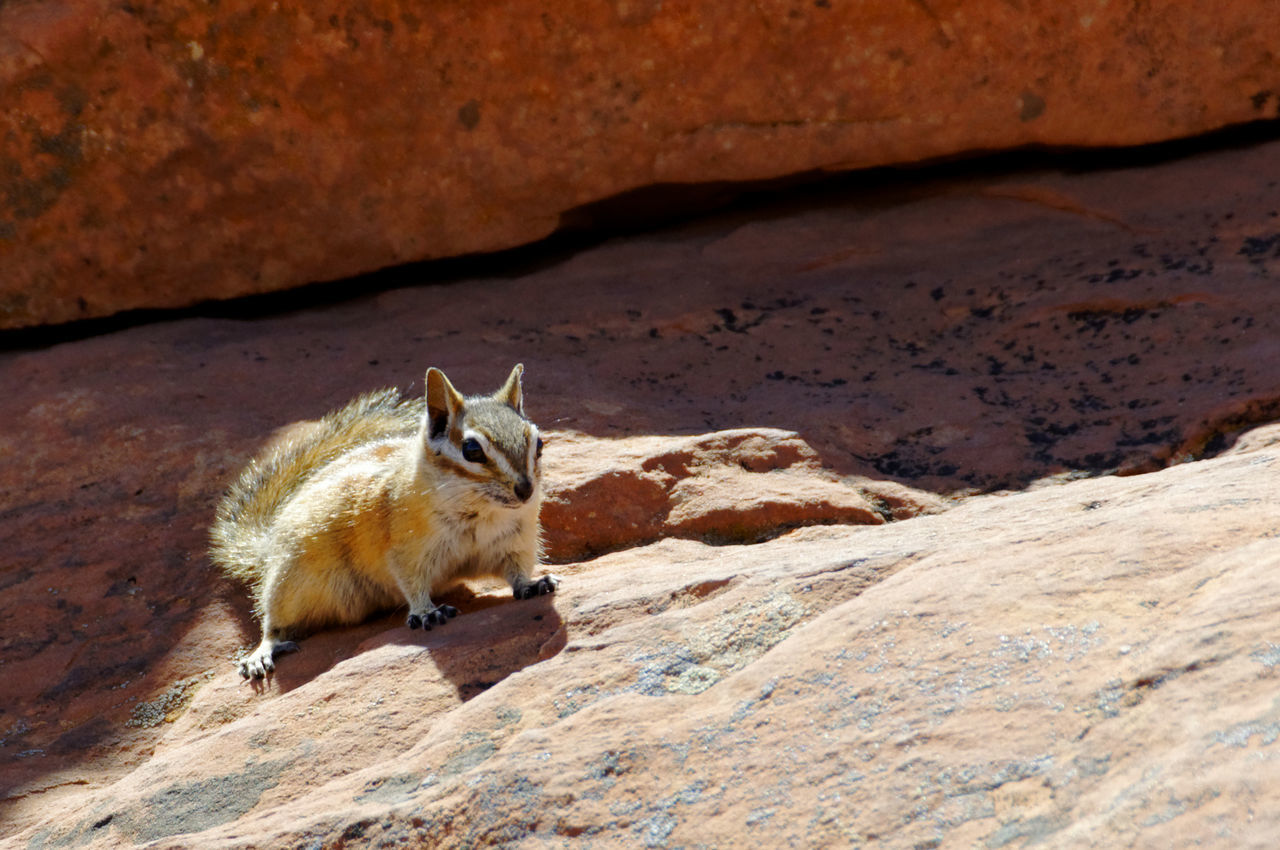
[461,438,486,464]
[535,436,544,458]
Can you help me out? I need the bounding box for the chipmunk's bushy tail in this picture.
[210,389,423,586]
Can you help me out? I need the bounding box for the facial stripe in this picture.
[463,430,496,466]
[426,414,538,498]
[469,428,520,482]
[428,426,477,470]
[432,452,492,483]
[526,424,540,480]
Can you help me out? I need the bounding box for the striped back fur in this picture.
[210,388,423,585]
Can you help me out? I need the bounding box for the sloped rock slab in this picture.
[13,435,1280,848]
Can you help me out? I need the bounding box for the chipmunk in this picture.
[210,364,556,679]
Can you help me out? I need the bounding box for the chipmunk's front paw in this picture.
[514,575,560,600]
[407,604,459,630]
[238,639,298,680]
[239,650,272,680]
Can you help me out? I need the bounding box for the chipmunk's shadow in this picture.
[262,583,565,700]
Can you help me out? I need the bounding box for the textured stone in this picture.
[6,133,1280,846]
[10,435,1280,849]
[1,0,1279,327]
[540,429,929,561]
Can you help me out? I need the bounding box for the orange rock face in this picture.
[1,0,1278,328]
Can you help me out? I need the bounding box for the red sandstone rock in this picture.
[10,433,1280,849]
[1,0,1278,328]
[540,429,914,561]
[5,134,1280,845]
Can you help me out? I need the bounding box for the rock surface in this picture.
[6,133,1280,845]
[540,429,945,561]
[2,0,1279,328]
[11,432,1280,849]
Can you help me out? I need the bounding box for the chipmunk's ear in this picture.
[495,363,524,415]
[425,367,465,440]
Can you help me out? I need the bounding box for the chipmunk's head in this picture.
[424,363,543,507]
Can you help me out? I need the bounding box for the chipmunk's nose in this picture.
[514,477,533,502]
